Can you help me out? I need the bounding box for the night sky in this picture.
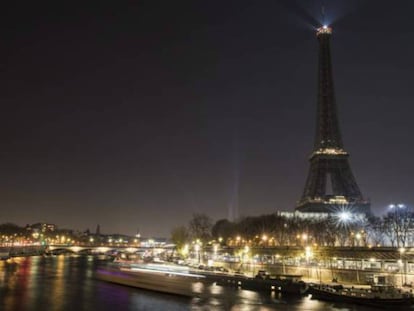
[2,1,414,237]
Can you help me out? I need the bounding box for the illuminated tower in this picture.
[296,26,370,214]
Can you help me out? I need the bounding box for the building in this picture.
[26,223,57,233]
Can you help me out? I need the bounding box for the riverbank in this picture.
[0,246,46,259]
[220,261,412,287]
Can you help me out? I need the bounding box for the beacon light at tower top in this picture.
[317,25,332,36]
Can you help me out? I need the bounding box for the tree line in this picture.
[171,206,414,249]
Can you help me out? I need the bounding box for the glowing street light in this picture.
[261,234,268,247]
[180,243,189,257]
[399,247,406,286]
[213,244,218,253]
[194,243,200,252]
[355,232,362,246]
[194,243,201,264]
[305,246,313,264]
[301,233,308,246]
[243,245,250,263]
[213,243,219,260]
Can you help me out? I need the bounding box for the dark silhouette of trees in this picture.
[211,219,234,240]
[173,206,414,248]
[382,205,414,247]
[0,223,25,235]
[170,226,189,250]
[188,213,213,243]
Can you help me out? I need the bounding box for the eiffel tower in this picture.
[296,25,370,214]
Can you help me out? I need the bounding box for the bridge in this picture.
[46,244,175,254]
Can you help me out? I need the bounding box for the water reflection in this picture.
[129,290,189,311]
[0,256,380,311]
[50,255,65,311]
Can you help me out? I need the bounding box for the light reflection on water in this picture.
[0,256,378,311]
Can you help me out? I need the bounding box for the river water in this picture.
[0,255,379,310]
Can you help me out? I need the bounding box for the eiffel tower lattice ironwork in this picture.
[296,25,370,214]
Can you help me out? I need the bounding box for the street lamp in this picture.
[305,246,313,280]
[302,233,308,246]
[243,245,250,264]
[213,243,219,260]
[399,247,406,286]
[236,236,241,246]
[355,232,362,246]
[261,234,268,247]
[194,243,201,264]
[305,246,313,263]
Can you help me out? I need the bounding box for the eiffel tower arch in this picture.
[296,26,371,214]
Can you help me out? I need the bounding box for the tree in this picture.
[170,226,189,250]
[0,223,24,235]
[365,216,386,246]
[211,219,234,241]
[188,213,212,243]
[383,216,397,247]
[383,206,414,247]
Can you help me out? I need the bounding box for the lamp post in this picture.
[243,245,250,266]
[212,243,219,262]
[194,243,201,264]
[399,247,406,287]
[355,232,362,247]
[302,233,308,247]
[305,246,313,279]
[305,246,313,264]
[261,234,268,248]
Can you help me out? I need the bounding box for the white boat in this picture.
[96,263,210,297]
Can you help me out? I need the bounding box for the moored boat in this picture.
[309,283,414,308]
[0,248,10,260]
[215,270,308,295]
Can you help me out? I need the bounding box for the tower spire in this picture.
[296,26,370,214]
[314,25,343,151]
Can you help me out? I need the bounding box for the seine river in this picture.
[0,255,378,311]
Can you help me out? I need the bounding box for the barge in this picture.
[309,283,414,308]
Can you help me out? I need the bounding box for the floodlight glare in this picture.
[338,211,351,222]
